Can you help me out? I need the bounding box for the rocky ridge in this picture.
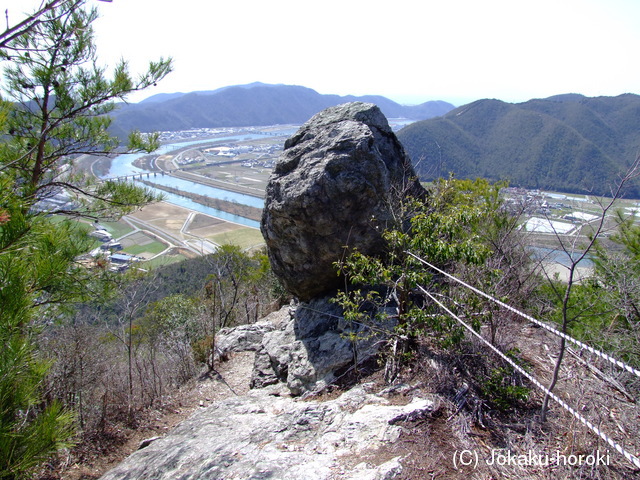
[99,103,428,479]
[98,306,437,480]
[247,298,395,396]
[99,383,432,480]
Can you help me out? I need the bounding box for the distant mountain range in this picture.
[397,93,640,197]
[111,85,640,197]
[109,82,454,137]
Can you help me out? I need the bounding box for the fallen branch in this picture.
[567,347,636,403]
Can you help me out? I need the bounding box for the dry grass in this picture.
[39,314,640,480]
[210,227,266,249]
[354,317,640,480]
[41,352,256,480]
[129,201,264,249]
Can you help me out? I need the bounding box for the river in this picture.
[155,190,260,229]
[102,132,290,225]
[529,246,593,268]
[144,175,264,209]
[104,134,269,179]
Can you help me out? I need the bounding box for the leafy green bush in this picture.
[480,350,530,411]
[334,178,533,384]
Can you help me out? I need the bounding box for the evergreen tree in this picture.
[0,1,171,477]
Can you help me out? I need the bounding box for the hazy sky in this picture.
[4,0,640,106]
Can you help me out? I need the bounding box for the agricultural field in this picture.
[87,125,640,272]
[127,202,265,257]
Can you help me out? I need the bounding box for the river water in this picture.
[529,246,593,268]
[146,175,264,209]
[104,134,268,179]
[102,133,286,227]
[158,191,260,229]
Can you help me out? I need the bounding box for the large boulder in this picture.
[261,102,425,301]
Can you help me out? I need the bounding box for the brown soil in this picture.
[188,213,226,230]
[128,201,254,242]
[42,315,640,480]
[129,202,191,224]
[45,352,255,480]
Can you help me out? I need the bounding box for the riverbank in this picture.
[133,152,268,199]
[169,168,266,198]
[137,180,263,222]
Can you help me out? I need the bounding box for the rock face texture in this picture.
[261,102,425,301]
[99,383,434,480]
[98,309,424,480]
[249,298,395,395]
[96,105,436,480]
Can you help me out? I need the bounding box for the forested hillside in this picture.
[398,93,640,197]
[109,83,454,136]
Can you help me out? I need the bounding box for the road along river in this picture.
[104,134,267,179]
[101,133,283,227]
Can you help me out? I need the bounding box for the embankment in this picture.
[137,180,263,222]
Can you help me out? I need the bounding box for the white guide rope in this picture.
[418,285,640,470]
[407,251,640,380]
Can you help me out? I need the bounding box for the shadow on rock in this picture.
[251,298,395,396]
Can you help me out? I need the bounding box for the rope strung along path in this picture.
[418,285,640,470]
[406,251,640,380]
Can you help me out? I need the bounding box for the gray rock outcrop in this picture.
[249,298,395,395]
[215,308,291,357]
[99,384,434,480]
[97,105,435,480]
[261,102,425,301]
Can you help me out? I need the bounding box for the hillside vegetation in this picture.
[109,82,454,136]
[398,93,640,197]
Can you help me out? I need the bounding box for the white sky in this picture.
[4,0,640,106]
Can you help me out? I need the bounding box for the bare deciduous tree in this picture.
[540,155,640,421]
